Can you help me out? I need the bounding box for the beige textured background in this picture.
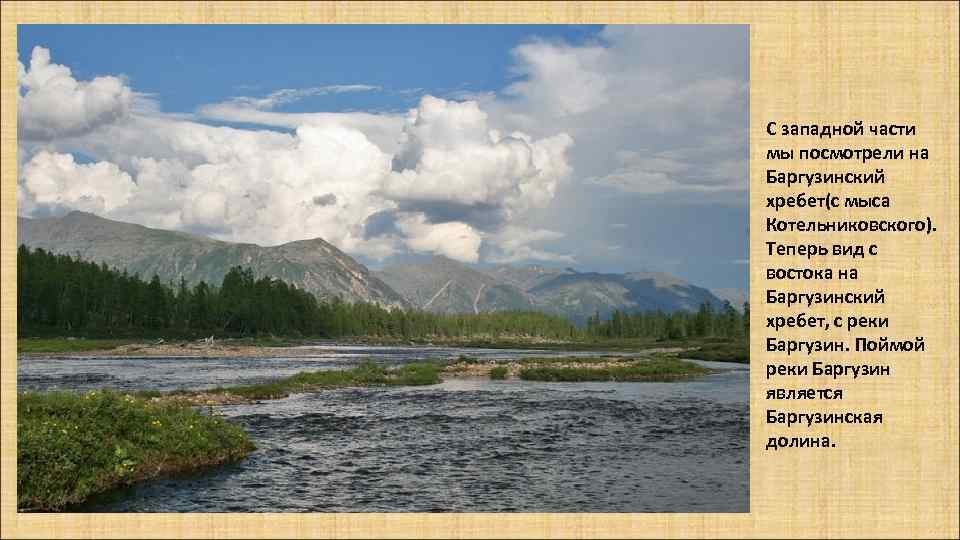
[1,2,957,538]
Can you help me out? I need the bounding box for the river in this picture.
[17,345,749,512]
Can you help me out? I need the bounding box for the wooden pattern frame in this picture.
[1,2,957,538]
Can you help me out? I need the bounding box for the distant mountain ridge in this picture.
[374,256,537,315]
[376,256,730,324]
[17,211,409,310]
[19,212,735,324]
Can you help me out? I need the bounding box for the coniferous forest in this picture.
[17,245,747,342]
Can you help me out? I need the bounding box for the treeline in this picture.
[16,246,576,340]
[18,245,747,342]
[585,301,749,341]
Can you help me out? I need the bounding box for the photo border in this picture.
[2,2,957,539]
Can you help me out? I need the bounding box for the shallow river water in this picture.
[18,345,748,512]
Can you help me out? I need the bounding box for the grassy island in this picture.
[517,356,710,382]
[143,361,442,404]
[17,390,254,511]
[214,361,440,399]
[445,355,713,382]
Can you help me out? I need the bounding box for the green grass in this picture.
[518,357,710,382]
[685,340,749,363]
[17,390,254,511]
[205,361,441,400]
[17,338,135,354]
[489,365,509,380]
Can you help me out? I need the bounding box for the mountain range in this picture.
[376,258,728,324]
[17,211,408,310]
[18,212,734,323]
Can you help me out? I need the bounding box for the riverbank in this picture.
[17,337,310,357]
[17,390,254,511]
[17,336,748,363]
[18,336,588,356]
[17,338,137,354]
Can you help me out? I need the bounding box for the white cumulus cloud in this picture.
[18,46,133,141]
[19,151,135,215]
[384,96,573,225]
[397,214,483,263]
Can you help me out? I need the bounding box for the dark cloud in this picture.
[396,200,506,232]
[312,193,338,206]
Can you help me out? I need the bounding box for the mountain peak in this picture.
[17,212,408,310]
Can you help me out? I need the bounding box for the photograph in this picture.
[15,23,749,513]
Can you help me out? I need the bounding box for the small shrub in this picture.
[392,362,442,385]
[490,366,509,380]
[687,341,749,363]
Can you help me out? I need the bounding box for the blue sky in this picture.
[19,25,601,115]
[17,24,748,293]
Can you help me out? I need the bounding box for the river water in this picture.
[18,345,748,512]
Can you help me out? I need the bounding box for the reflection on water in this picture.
[18,345,748,513]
